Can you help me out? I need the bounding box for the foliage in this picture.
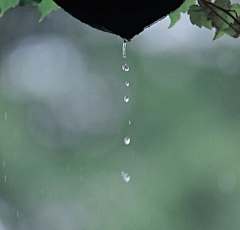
[0,0,59,20]
[169,0,196,28]
[0,0,239,40]
[171,0,240,39]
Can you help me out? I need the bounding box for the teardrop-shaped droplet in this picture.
[121,171,130,182]
[124,96,129,103]
[122,40,127,59]
[124,136,131,145]
[122,64,130,72]
[125,81,130,87]
[128,120,131,125]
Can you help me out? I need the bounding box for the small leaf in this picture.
[230,4,240,18]
[188,5,212,30]
[214,0,231,9]
[169,0,196,28]
[210,0,233,30]
[38,0,60,22]
[213,29,225,40]
[223,25,240,38]
[0,0,19,17]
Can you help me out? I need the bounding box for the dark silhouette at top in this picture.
[53,0,183,40]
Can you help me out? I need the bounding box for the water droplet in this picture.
[117,130,120,134]
[16,210,19,218]
[122,40,127,59]
[125,81,130,87]
[4,112,7,121]
[3,161,5,168]
[40,189,43,195]
[122,64,130,72]
[128,120,131,125]
[121,171,130,182]
[4,175,7,183]
[124,96,129,103]
[124,136,131,145]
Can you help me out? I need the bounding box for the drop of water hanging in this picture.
[125,81,130,87]
[122,64,130,72]
[124,136,131,145]
[122,40,127,59]
[124,96,129,103]
[121,171,130,182]
[128,120,131,125]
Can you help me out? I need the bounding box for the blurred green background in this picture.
[0,5,240,230]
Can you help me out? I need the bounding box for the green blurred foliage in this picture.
[0,3,240,230]
[0,0,59,19]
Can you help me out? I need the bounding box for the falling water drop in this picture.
[122,40,127,59]
[3,161,5,168]
[124,96,130,103]
[120,40,132,182]
[40,189,43,195]
[4,175,7,183]
[124,136,131,145]
[4,112,7,121]
[125,81,130,87]
[16,210,19,218]
[122,63,130,72]
[121,171,130,182]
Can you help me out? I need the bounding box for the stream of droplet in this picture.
[122,40,131,146]
[121,39,131,182]
[122,40,127,59]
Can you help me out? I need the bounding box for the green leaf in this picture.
[0,0,19,17]
[37,0,60,22]
[169,0,196,28]
[230,4,240,18]
[223,14,240,38]
[210,0,233,30]
[214,0,231,9]
[213,29,225,40]
[223,25,240,38]
[188,5,213,30]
